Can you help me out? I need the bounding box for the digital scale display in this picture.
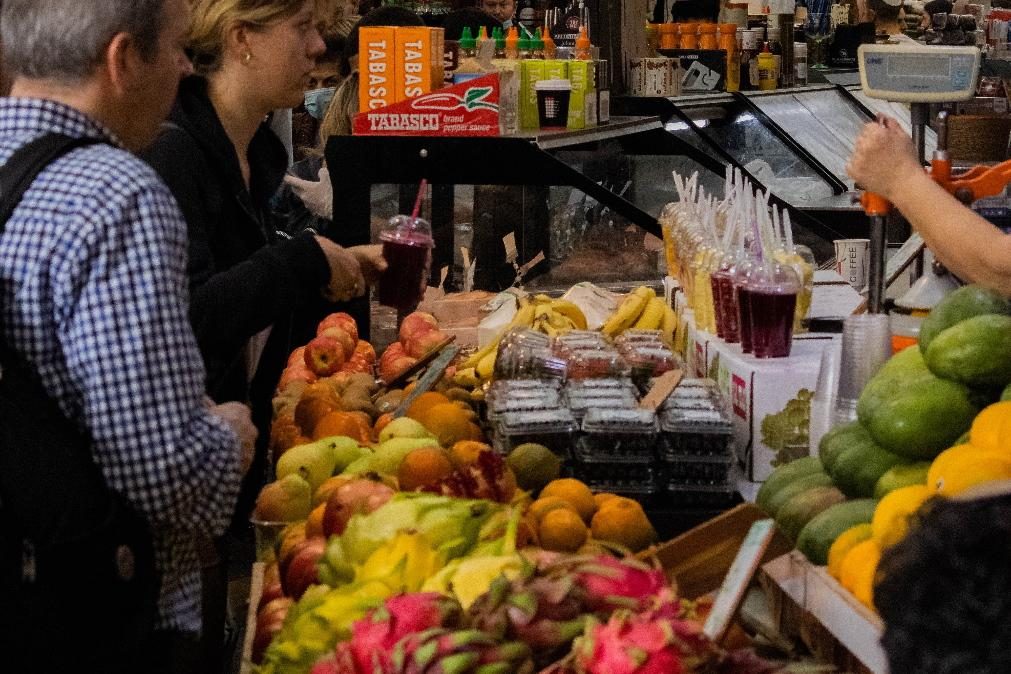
[859,44,980,102]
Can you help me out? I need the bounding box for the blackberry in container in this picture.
[662,452,734,486]
[567,349,631,380]
[493,408,578,458]
[576,408,661,463]
[487,390,565,421]
[494,340,567,381]
[660,407,734,457]
[568,392,638,422]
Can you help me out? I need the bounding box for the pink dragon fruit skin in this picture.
[576,556,670,613]
[311,642,358,674]
[577,613,684,674]
[349,593,462,673]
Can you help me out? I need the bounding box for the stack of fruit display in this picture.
[378,311,453,383]
[756,285,1011,611]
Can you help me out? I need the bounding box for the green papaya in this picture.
[775,485,847,542]
[919,284,1011,354]
[865,374,980,460]
[924,314,1011,388]
[763,471,835,518]
[873,462,930,499]
[796,499,877,565]
[756,456,824,513]
[830,439,906,498]
[857,348,933,425]
[819,421,875,474]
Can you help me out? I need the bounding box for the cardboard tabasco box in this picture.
[353,73,500,136]
[394,27,444,103]
[359,26,396,111]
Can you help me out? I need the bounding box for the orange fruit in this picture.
[397,446,455,491]
[593,493,621,510]
[540,478,597,523]
[269,414,303,459]
[538,508,589,553]
[373,412,395,437]
[294,396,341,436]
[449,440,493,467]
[590,498,657,552]
[312,411,372,443]
[839,539,881,610]
[415,403,476,448]
[528,496,578,523]
[306,503,326,537]
[313,476,352,506]
[406,392,452,421]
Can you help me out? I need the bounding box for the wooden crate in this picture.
[760,551,887,674]
[643,503,793,599]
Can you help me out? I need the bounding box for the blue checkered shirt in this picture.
[0,98,243,634]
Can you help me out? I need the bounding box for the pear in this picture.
[370,437,442,475]
[323,436,372,473]
[254,473,312,522]
[275,440,338,492]
[378,416,435,443]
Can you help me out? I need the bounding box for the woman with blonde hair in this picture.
[142,1,386,668]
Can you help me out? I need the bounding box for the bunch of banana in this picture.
[598,286,678,346]
[530,294,587,337]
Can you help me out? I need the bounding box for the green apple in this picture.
[378,416,435,443]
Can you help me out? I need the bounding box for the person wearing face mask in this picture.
[141,0,387,668]
[293,19,355,161]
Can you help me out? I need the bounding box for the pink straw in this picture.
[411,179,428,220]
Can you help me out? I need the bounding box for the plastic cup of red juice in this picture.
[377,215,434,310]
[748,261,800,358]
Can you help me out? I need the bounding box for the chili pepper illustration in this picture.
[412,86,497,112]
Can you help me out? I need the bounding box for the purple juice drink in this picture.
[377,215,434,310]
[749,289,798,357]
[716,273,739,342]
[710,273,727,339]
[747,261,800,358]
[737,285,754,353]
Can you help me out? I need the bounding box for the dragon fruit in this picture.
[349,593,463,673]
[387,627,532,674]
[310,642,357,674]
[573,610,717,674]
[572,556,672,614]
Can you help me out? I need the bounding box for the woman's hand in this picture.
[315,236,367,302]
[846,115,923,201]
[348,244,388,286]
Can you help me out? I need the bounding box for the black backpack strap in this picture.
[0,133,102,235]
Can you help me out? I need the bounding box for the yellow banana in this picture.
[633,296,666,330]
[549,299,587,330]
[453,367,480,388]
[600,291,649,337]
[634,285,657,300]
[533,294,553,304]
[662,304,678,348]
[476,349,497,379]
[460,302,536,368]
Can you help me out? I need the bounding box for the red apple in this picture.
[303,335,346,376]
[258,581,285,609]
[354,341,377,364]
[322,478,396,538]
[379,341,406,366]
[281,536,326,599]
[252,613,287,663]
[318,325,356,358]
[318,312,359,343]
[398,312,438,344]
[278,366,317,390]
[287,346,306,367]
[405,329,448,359]
[380,356,418,382]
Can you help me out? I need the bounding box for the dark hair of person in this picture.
[874,491,1011,674]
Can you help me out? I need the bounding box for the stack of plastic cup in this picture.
[833,314,892,424]
[810,339,841,455]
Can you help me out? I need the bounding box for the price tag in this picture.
[439,265,449,289]
[503,232,518,263]
[639,369,683,412]
[517,251,546,276]
[703,519,777,643]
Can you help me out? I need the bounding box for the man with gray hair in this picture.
[0,0,255,671]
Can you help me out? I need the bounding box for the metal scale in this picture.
[855,43,998,312]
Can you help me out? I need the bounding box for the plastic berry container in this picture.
[487,391,564,421]
[664,483,738,508]
[570,463,661,503]
[566,378,638,395]
[568,393,638,421]
[659,408,734,457]
[487,378,561,403]
[494,341,567,381]
[662,452,735,486]
[493,408,578,458]
[614,329,666,346]
[577,408,661,463]
[566,349,631,380]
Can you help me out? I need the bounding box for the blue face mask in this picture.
[304,86,337,120]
